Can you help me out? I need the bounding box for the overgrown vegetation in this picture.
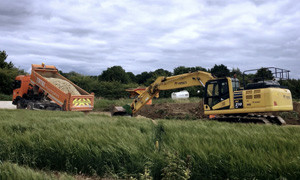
[1,109,300,179]
[0,161,74,180]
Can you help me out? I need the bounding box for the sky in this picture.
[0,0,300,78]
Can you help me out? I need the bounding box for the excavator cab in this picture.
[204,78,233,111]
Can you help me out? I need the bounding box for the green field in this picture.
[0,109,300,179]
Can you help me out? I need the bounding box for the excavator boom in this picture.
[130,71,214,114]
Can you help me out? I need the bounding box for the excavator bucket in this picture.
[111,104,132,116]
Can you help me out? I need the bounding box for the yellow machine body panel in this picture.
[204,87,293,115]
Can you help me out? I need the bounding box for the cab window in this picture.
[204,79,229,109]
[231,78,240,91]
[13,80,21,89]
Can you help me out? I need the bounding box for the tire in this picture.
[16,101,24,109]
[46,107,53,111]
[27,102,34,110]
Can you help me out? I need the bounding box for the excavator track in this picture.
[213,114,286,125]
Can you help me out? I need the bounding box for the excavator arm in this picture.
[130,71,214,115]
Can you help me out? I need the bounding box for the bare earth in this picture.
[0,101,16,109]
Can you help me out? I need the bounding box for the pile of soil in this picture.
[136,102,205,120]
[45,78,81,95]
[136,101,300,125]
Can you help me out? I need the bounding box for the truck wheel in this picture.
[16,101,24,109]
[27,102,34,110]
[46,107,53,111]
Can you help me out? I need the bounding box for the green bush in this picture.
[0,68,25,95]
[97,81,139,99]
[281,79,300,99]
[0,93,12,101]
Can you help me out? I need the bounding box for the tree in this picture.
[0,50,14,69]
[68,73,100,94]
[210,64,230,77]
[142,69,172,86]
[99,66,130,83]
[0,68,20,94]
[0,51,25,95]
[254,68,274,82]
[173,66,207,75]
[281,79,300,99]
[61,71,80,79]
[136,71,153,85]
[126,72,137,83]
[230,68,242,77]
[97,81,139,99]
[153,69,172,77]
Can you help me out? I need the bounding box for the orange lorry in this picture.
[12,64,94,111]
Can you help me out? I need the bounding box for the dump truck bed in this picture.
[30,64,94,111]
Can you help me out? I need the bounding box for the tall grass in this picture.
[0,161,74,180]
[0,109,300,179]
[0,110,155,178]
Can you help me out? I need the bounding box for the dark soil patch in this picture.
[136,102,204,120]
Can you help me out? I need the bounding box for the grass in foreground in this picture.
[0,109,300,179]
[0,161,73,180]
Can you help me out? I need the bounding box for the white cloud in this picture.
[0,0,299,78]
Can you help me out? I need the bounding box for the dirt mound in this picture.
[45,78,80,95]
[136,102,204,120]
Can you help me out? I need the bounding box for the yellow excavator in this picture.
[113,68,293,125]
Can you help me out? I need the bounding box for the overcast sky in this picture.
[1,0,299,78]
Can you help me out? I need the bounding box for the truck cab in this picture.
[12,75,31,108]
